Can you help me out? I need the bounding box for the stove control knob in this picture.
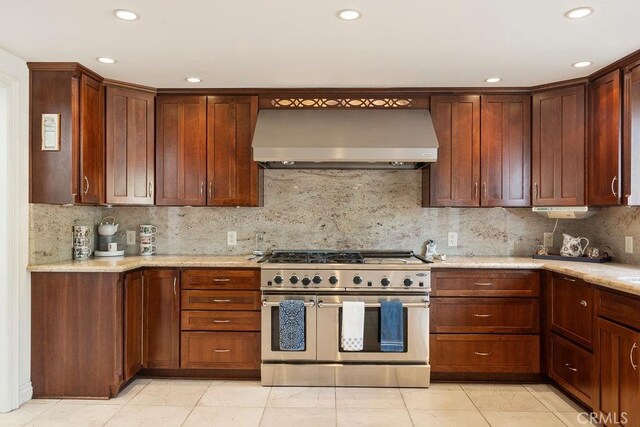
[381,277,391,287]
[312,275,322,284]
[302,277,311,286]
[274,275,284,285]
[329,275,339,285]
[403,278,414,287]
[289,275,299,284]
[353,275,363,285]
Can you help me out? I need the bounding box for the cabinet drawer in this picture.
[180,332,260,369]
[597,289,640,330]
[431,298,539,333]
[181,311,260,332]
[550,333,594,406]
[182,269,260,290]
[430,334,540,373]
[182,290,261,311]
[431,270,539,297]
[551,274,594,349]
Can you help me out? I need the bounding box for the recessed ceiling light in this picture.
[337,9,362,21]
[572,61,593,68]
[564,7,594,19]
[485,77,502,83]
[186,77,202,83]
[97,57,116,64]
[113,9,139,21]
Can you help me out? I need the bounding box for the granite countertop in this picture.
[28,254,640,297]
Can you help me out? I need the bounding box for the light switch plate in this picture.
[625,236,633,253]
[448,232,458,247]
[543,232,554,248]
[227,231,237,246]
[126,231,136,245]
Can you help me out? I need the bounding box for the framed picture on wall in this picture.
[41,113,60,151]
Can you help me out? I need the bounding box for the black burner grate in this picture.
[267,250,365,264]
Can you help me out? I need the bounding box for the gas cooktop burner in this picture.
[266,250,365,264]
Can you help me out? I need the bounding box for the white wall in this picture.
[0,48,31,412]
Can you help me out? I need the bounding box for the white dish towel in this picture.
[341,301,365,351]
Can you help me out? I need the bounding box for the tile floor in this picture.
[0,380,595,426]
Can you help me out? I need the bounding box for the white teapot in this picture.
[560,234,589,257]
[98,217,119,236]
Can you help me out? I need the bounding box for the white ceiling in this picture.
[1,0,639,88]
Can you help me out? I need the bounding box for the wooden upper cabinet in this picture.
[156,96,207,206]
[105,86,155,205]
[532,85,586,206]
[28,64,105,205]
[588,70,622,206]
[427,95,481,207]
[207,96,262,206]
[480,95,531,207]
[624,63,640,205]
[143,269,180,369]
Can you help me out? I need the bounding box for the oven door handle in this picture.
[317,301,429,308]
[262,300,316,307]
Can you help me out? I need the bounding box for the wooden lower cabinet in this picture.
[431,269,539,297]
[143,269,180,369]
[430,334,540,373]
[124,271,144,382]
[550,274,594,349]
[181,332,260,369]
[549,333,594,407]
[182,311,261,332]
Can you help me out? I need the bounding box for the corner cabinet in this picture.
[29,63,105,205]
[532,85,586,206]
[588,70,622,206]
[105,85,155,205]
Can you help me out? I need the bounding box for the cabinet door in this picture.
[428,95,480,206]
[624,64,640,205]
[550,274,594,349]
[106,86,155,205]
[481,95,531,207]
[207,96,261,206]
[143,270,180,369]
[156,96,207,206]
[124,271,143,381]
[597,318,640,427]
[588,70,622,206]
[78,74,105,204]
[532,86,586,206]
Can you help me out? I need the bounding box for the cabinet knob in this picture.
[579,300,588,307]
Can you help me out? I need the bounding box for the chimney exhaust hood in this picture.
[252,109,439,169]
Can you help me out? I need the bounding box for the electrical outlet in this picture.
[543,232,554,248]
[126,231,136,245]
[625,236,633,253]
[447,232,458,247]
[227,231,237,246]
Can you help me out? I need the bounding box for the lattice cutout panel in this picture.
[269,97,416,108]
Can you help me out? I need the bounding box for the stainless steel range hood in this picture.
[252,109,439,169]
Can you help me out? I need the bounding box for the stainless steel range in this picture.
[259,250,431,387]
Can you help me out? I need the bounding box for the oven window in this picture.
[270,306,307,351]
[338,307,408,353]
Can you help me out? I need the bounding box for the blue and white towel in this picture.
[341,301,365,351]
[279,300,305,351]
[380,301,404,352]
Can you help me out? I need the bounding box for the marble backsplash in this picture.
[29,169,607,265]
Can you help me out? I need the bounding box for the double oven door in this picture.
[261,292,429,364]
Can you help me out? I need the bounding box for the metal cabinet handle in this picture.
[474,351,492,356]
[611,176,618,197]
[213,278,231,282]
[213,319,231,323]
[173,277,177,296]
[83,176,89,195]
[148,182,153,198]
[209,182,212,199]
[213,349,231,353]
[200,182,204,198]
[534,182,538,200]
[474,282,494,287]
[483,182,487,199]
[262,300,316,307]
[473,314,493,318]
[631,343,638,371]
[564,277,576,282]
[565,363,578,372]
[579,300,587,307]
[474,182,478,200]
[213,299,231,303]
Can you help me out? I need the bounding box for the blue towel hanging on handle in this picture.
[380,301,404,352]
[279,300,305,351]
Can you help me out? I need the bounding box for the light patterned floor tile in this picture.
[26,402,122,426]
[481,411,565,427]
[427,383,463,391]
[336,387,404,409]
[461,383,527,392]
[104,405,192,427]
[524,384,584,412]
[337,408,412,427]
[198,381,271,408]
[553,411,601,426]
[0,403,55,427]
[267,387,335,408]
[260,407,336,427]
[409,409,490,427]
[183,406,264,427]
[466,389,549,412]
[401,389,477,410]
[128,379,210,407]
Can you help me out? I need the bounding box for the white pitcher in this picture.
[560,234,589,257]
